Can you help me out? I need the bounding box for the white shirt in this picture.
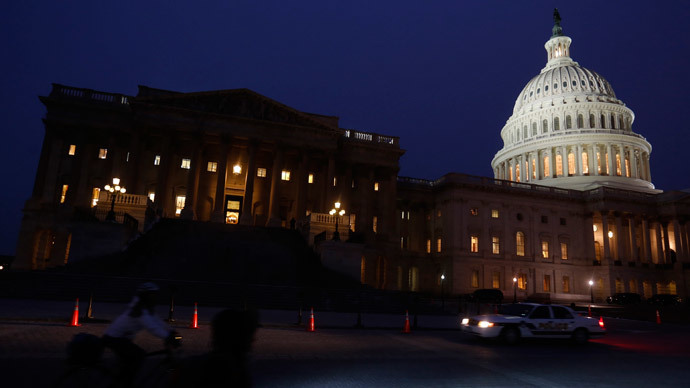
[104,296,171,340]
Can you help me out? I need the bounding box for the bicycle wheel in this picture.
[53,365,114,388]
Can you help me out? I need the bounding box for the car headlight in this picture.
[478,320,494,328]
[461,318,469,325]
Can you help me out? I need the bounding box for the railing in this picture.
[49,83,130,106]
[100,192,149,206]
[310,212,351,226]
[343,129,399,147]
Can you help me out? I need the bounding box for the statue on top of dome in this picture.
[552,8,564,37]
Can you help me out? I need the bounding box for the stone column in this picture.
[642,218,652,263]
[576,144,583,176]
[601,212,611,264]
[549,148,556,178]
[615,215,624,260]
[673,220,683,262]
[584,212,597,262]
[654,222,663,264]
[619,145,628,177]
[661,221,671,264]
[606,144,614,176]
[181,141,203,220]
[589,145,597,176]
[629,217,639,262]
[561,146,567,176]
[630,148,638,178]
[266,146,284,227]
[211,141,231,223]
[240,142,258,225]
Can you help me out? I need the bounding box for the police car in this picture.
[460,303,605,344]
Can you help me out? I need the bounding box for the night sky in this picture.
[2,1,690,256]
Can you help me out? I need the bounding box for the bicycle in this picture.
[53,332,183,388]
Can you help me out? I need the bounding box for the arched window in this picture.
[523,126,528,139]
[611,113,616,129]
[554,117,560,130]
[589,114,595,128]
[582,152,589,174]
[556,154,563,176]
[577,114,584,128]
[543,156,550,177]
[516,163,521,182]
[532,122,537,136]
[516,231,525,256]
[566,115,572,129]
[542,119,548,133]
[568,152,575,175]
[600,114,606,128]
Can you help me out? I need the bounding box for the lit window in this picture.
[175,195,186,215]
[568,152,575,175]
[562,276,570,293]
[470,236,479,253]
[308,173,314,184]
[374,182,379,191]
[91,188,100,207]
[492,272,500,289]
[491,209,499,218]
[471,270,479,288]
[352,180,355,188]
[582,152,589,174]
[426,239,431,253]
[541,240,549,258]
[543,156,550,177]
[148,192,155,202]
[437,210,441,218]
[543,275,551,292]
[126,152,130,162]
[98,148,108,159]
[333,177,337,186]
[436,238,442,253]
[406,211,410,220]
[561,243,568,260]
[518,274,527,290]
[556,154,563,176]
[60,185,68,203]
[68,145,76,156]
[492,236,500,254]
[470,208,478,216]
[281,170,291,181]
[154,155,161,165]
[373,216,378,233]
[257,168,267,178]
[207,162,217,172]
[181,159,191,169]
[516,232,525,256]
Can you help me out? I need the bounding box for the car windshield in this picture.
[497,304,534,317]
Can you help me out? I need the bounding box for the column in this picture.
[523,153,529,181]
[629,217,639,262]
[661,222,671,264]
[630,148,638,178]
[654,222,663,264]
[606,144,614,176]
[584,212,597,262]
[601,212,611,264]
[576,144,583,176]
[644,154,652,182]
[240,142,258,225]
[266,146,284,227]
[615,215,624,261]
[619,144,627,177]
[561,146,567,176]
[211,141,231,223]
[549,148,556,178]
[181,142,203,220]
[590,144,597,176]
[642,218,652,263]
[672,220,683,262]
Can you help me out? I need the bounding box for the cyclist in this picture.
[102,282,178,386]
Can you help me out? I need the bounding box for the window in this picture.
[590,114,596,128]
[68,145,76,156]
[126,152,130,162]
[333,177,337,186]
[154,155,161,165]
[91,188,100,207]
[257,168,267,178]
[436,238,442,253]
[561,242,568,260]
[175,196,186,215]
[60,185,68,203]
[542,119,548,133]
[492,272,501,289]
[616,154,622,176]
[541,240,549,258]
[556,154,563,176]
[409,267,419,292]
[207,162,217,172]
[352,180,356,188]
[562,276,570,293]
[582,152,589,174]
[577,114,584,128]
[471,270,479,288]
[615,278,624,293]
[470,208,478,216]
[281,170,291,181]
[554,117,560,131]
[491,209,499,218]
[552,306,572,319]
[568,152,575,175]
[373,216,377,233]
[308,173,314,184]
[601,114,606,129]
[532,122,537,136]
[543,275,551,292]
[374,182,379,191]
[516,232,525,256]
[566,115,572,129]
[98,148,108,159]
[492,236,500,254]
[543,156,550,177]
[470,236,479,253]
[426,239,431,254]
[518,274,527,290]
[181,158,191,169]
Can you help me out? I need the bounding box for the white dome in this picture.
[491,13,657,193]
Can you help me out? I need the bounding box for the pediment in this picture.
[135,87,334,130]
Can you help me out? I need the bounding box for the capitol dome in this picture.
[491,10,657,193]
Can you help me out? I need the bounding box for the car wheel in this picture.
[572,328,589,345]
[502,327,520,345]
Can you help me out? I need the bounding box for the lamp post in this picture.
[589,280,594,303]
[104,178,126,222]
[440,274,445,311]
[513,277,518,303]
[329,201,345,241]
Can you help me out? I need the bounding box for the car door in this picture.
[551,305,576,337]
[525,305,553,337]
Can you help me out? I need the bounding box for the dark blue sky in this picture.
[2,1,690,256]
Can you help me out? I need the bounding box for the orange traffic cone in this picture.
[402,310,411,334]
[656,309,661,324]
[307,307,315,332]
[189,302,199,329]
[68,298,81,327]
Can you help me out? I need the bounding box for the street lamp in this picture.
[513,277,518,303]
[329,201,345,241]
[104,177,126,222]
[440,274,446,310]
[589,280,594,303]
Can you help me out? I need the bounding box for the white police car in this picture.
[461,303,605,344]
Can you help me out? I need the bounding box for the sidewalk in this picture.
[0,298,462,330]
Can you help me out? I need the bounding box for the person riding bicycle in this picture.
[102,282,179,386]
